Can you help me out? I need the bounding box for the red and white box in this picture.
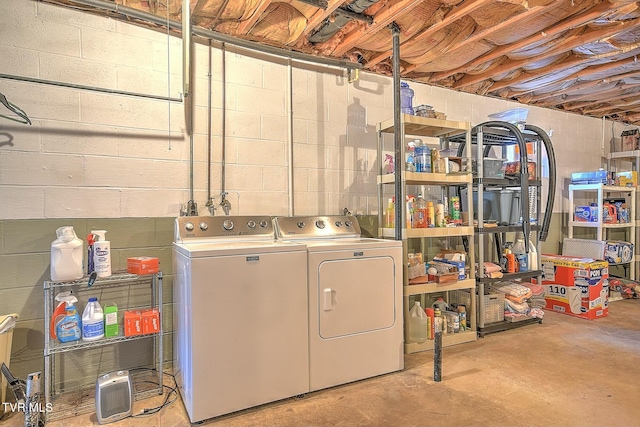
[127,257,159,275]
[124,310,143,336]
[141,308,160,334]
[536,254,609,320]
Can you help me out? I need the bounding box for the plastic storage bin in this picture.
[473,158,506,178]
[0,313,19,417]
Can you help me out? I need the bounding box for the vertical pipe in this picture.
[287,60,294,216]
[207,40,213,208]
[434,324,442,382]
[391,24,402,241]
[220,43,227,197]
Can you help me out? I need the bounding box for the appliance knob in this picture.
[247,220,256,229]
[316,220,326,229]
[335,221,343,227]
[199,222,208,231]
[259,220,268,228]
[345,220,352,227]
[297,221,305,228]
[223,220,234,231]
[185,222,194,232]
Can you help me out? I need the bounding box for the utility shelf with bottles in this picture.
[43,272,163,421]
[377,113,477,354]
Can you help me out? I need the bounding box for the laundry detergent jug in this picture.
[50,226,84,282]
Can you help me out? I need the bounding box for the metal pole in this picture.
[434,320,442,382]
[391,23,402,241]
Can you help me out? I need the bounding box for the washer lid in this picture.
[173,240,306,257]
[303,237,402,252]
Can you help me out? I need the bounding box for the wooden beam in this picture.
[542,83,640,108]
[237,0,272,35]
[365,0,492,68]
[404,0,565,74]
[586,96,640,114]
[430,1,619,83]
[331,0,425,56]
[458,17,640,90]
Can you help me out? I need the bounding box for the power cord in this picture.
[127,368,179,418]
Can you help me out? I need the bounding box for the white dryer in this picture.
[274,215,404,392]
[173,216,309,423]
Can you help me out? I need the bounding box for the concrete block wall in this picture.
[1,0,633,396]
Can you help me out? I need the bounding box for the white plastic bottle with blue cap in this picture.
[82,297,104,341]
[92,229,111,278]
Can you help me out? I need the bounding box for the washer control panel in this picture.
[174,215,273,241]
[274,215,360,239]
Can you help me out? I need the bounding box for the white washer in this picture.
[274,215,404,392]
[173,216,309,423]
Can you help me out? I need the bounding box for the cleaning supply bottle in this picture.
[50,226,84,282]
[512,236,527,272]
[384,198,395,228]
[56,303,82,343]
[82,297,104,341]
[409,301,427,343]
[406,141,416,172]
[50,292,77,340]
[406,195,415,228]
[86,233,96,274]
[505,249,516,273]
[435,201,445,227]
[91,230,111,278]
[427,201,435,227]
[413,194,427,228]
[528,237,538,270]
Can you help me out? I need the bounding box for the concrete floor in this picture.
[4,300,639,426]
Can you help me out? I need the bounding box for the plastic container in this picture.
[509,191,521,225]
[409,301,427,343]
[414,140,430,172]
[499,190,514,225]
[406,141,416,172]
[528,238,538,270]
[432,297,450,312]
[92,230,111,278]
[413,194,427,228]
[82,297,104,341]
[435,202,445,227]
[426,201,435,227]
[50,226,84,282]
[56,305,82,343]
[384,198,395,228]
[512,237,527,272]
[400,82,414,115]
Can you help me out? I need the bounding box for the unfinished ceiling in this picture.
[48,0,640,125]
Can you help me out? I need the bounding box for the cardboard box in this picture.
[604,241,634,264]
[621,129,639,151]
[537,254,609,320]
[433,250,466,279]
[574,205,598,222]
[615,171,637,187]
[141,308,160,334]
[127,257,159,275]
[124,310,142,337]
[104,304,118,338]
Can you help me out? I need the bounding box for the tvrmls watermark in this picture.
[2,401,53,414]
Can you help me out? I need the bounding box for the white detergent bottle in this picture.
[82,297,104,341]
[92,230,111,278]
[50,226,84,282]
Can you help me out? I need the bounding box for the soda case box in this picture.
[537,254,609,320]
[604,241,634,264]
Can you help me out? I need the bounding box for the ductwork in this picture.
[308,0,380,44]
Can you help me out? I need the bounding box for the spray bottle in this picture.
[384,154,394,174]
[91,230,111,278]
[55,297,82,343]
[49,292,77,340]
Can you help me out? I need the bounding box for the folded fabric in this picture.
[495,282,531,298]
[529,308,545,319]
[519,281,545,296]
[504,298,529,314]
[505,291,532,304]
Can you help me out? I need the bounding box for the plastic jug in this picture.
[512,237,527,272]
[82,297,105,341]
[414,140,430,172]
[400,82,414,115]
[413,194,427,228]
[409,301,428,343]
[50,226,84,282]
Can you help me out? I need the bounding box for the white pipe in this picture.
[287,60,294,216]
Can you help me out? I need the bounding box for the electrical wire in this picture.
[127,368,179,418]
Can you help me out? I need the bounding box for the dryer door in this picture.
[316,255,396,338]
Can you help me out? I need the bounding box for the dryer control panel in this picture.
[174,215,273,242]
[274,215,361,239]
